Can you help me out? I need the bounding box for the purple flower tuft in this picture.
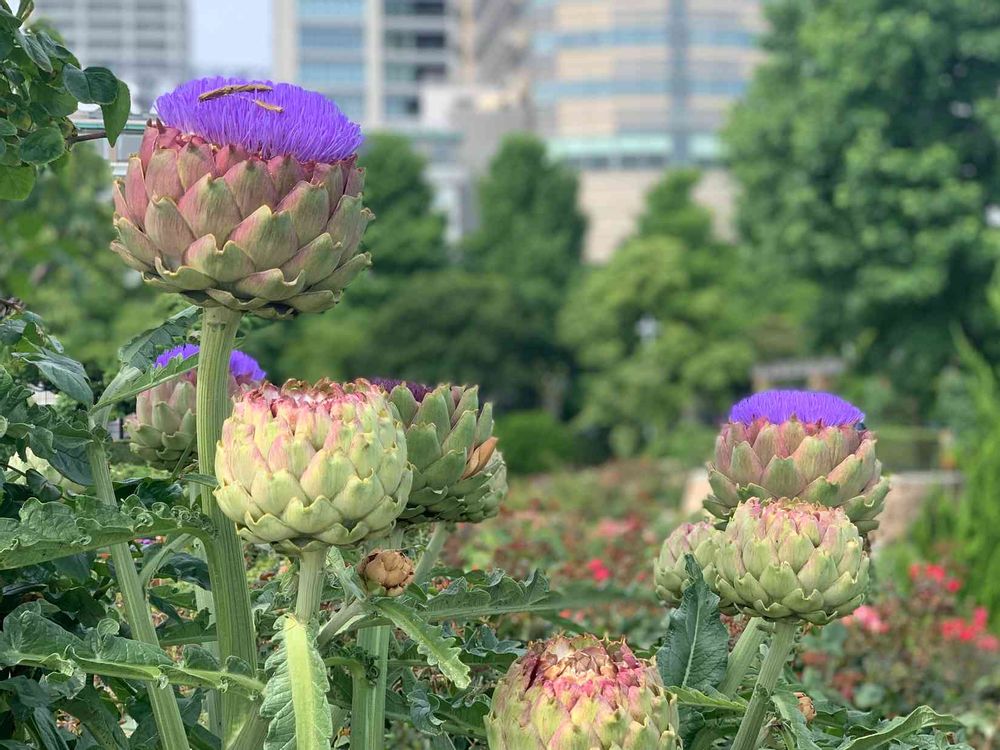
[370,377,434,403]
[154,343,199,369]
[155,76,363,164]
[229,350,267,385]
[729,390,865,427]
[154,344,265,384]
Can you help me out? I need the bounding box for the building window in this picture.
[299,26,364,49]
[689,27,755,47]
[385,0,445,15]
[330,94,365,120]
[298,0,364,18]
[535,78,670,100]
[385,95,420,119]
[385,62,447,82]
[300,62,366,85]
[385,30,446,49]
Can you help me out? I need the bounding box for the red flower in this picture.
[585,558,611,583]
[976,634,1000,652]
[924,564,947,582]
[945,578,962,593]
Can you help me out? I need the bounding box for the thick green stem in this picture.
[412,524,448,585]
[295,547,329,622]
[317,599,367,646]
[719,617,768,697]
[86,441,190,750]
[196,306,257,743]
[351,625,390,750]
[731,620,798,750]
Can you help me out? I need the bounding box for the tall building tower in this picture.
[33,0,189,110]
[274,0,459,130]
[530,0,764,260]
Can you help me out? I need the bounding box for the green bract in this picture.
[111,122,372,320]
[712,499,870,625]
[214,379,411,552]
[126,375,197,468]
[378,381,506,524]
[654,519,724,608]
[486,634,681,750]
[706,418,889,533]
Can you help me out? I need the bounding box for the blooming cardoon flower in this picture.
[706,390,889,533]
[111,76,372,319]
[486,634,681,750]
[214,379,411,551]
[126,343,266,468]
[712,499,870,625]
[373,378,506,524]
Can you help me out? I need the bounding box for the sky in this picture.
[190,0,273,76]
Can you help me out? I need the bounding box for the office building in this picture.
[34,0,189,110]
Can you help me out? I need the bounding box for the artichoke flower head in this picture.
[126,343,266,468]
[371,378,507,524]
[486,634,681,750]
[654,519,725,608]
[214,379,411,553]
[112,76,372,319]
[712,498,870,625]
[706,389,889,532]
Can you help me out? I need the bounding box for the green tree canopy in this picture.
[0,144,164,372]
[726,0,1000,409]
[560,170,810,456]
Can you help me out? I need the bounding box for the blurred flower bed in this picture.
[797,560,1000,745]
[441,458,687,645]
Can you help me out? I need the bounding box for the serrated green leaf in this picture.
[261,614,332,750]
[837,706,963,750]
[62,64,117,104]
[326,545,367,601]
[0,163,35,199]
[91,351,198,414]
[375,599,470,689]
[0,604,263,695]
[0,494,213,570]
[19,126,64,165]
[13,346,91,404]
[100,80,130,145]
[656,555,729,691]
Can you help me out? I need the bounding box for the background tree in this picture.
[560,170,809,458]
[0,144,164,372]
[726,0,1000,414]
[463,134,586,413]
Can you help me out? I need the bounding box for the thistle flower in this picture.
[214,379,411,551]
[373,378,506,524]
[126,344,265,468]
[111,76,372,319]
[706,390,889,532]
[486,634,681,750]
[712,499,870,625]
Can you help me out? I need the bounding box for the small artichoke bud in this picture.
[654,520,724,607]
[357,549,414,597]
[712,498,870,625]
[707,390,889,533]
[795,692,816,723]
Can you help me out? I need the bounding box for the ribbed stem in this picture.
[351,625,390,750]
[196,306,257,743]
[413,524,448,586]
[719,617,767,697]
[731,620,798,750]
[295,547,328,622]
[87,441,189,749]
[317,599,367,646]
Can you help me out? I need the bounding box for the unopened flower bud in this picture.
[795,692,816,723]
[358,549,414,597]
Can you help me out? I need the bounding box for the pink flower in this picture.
[585,558,611,583]
[976,634,1000,652]
[847,605,889,634]
[924,564,947,582]
[945,578,962,593]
